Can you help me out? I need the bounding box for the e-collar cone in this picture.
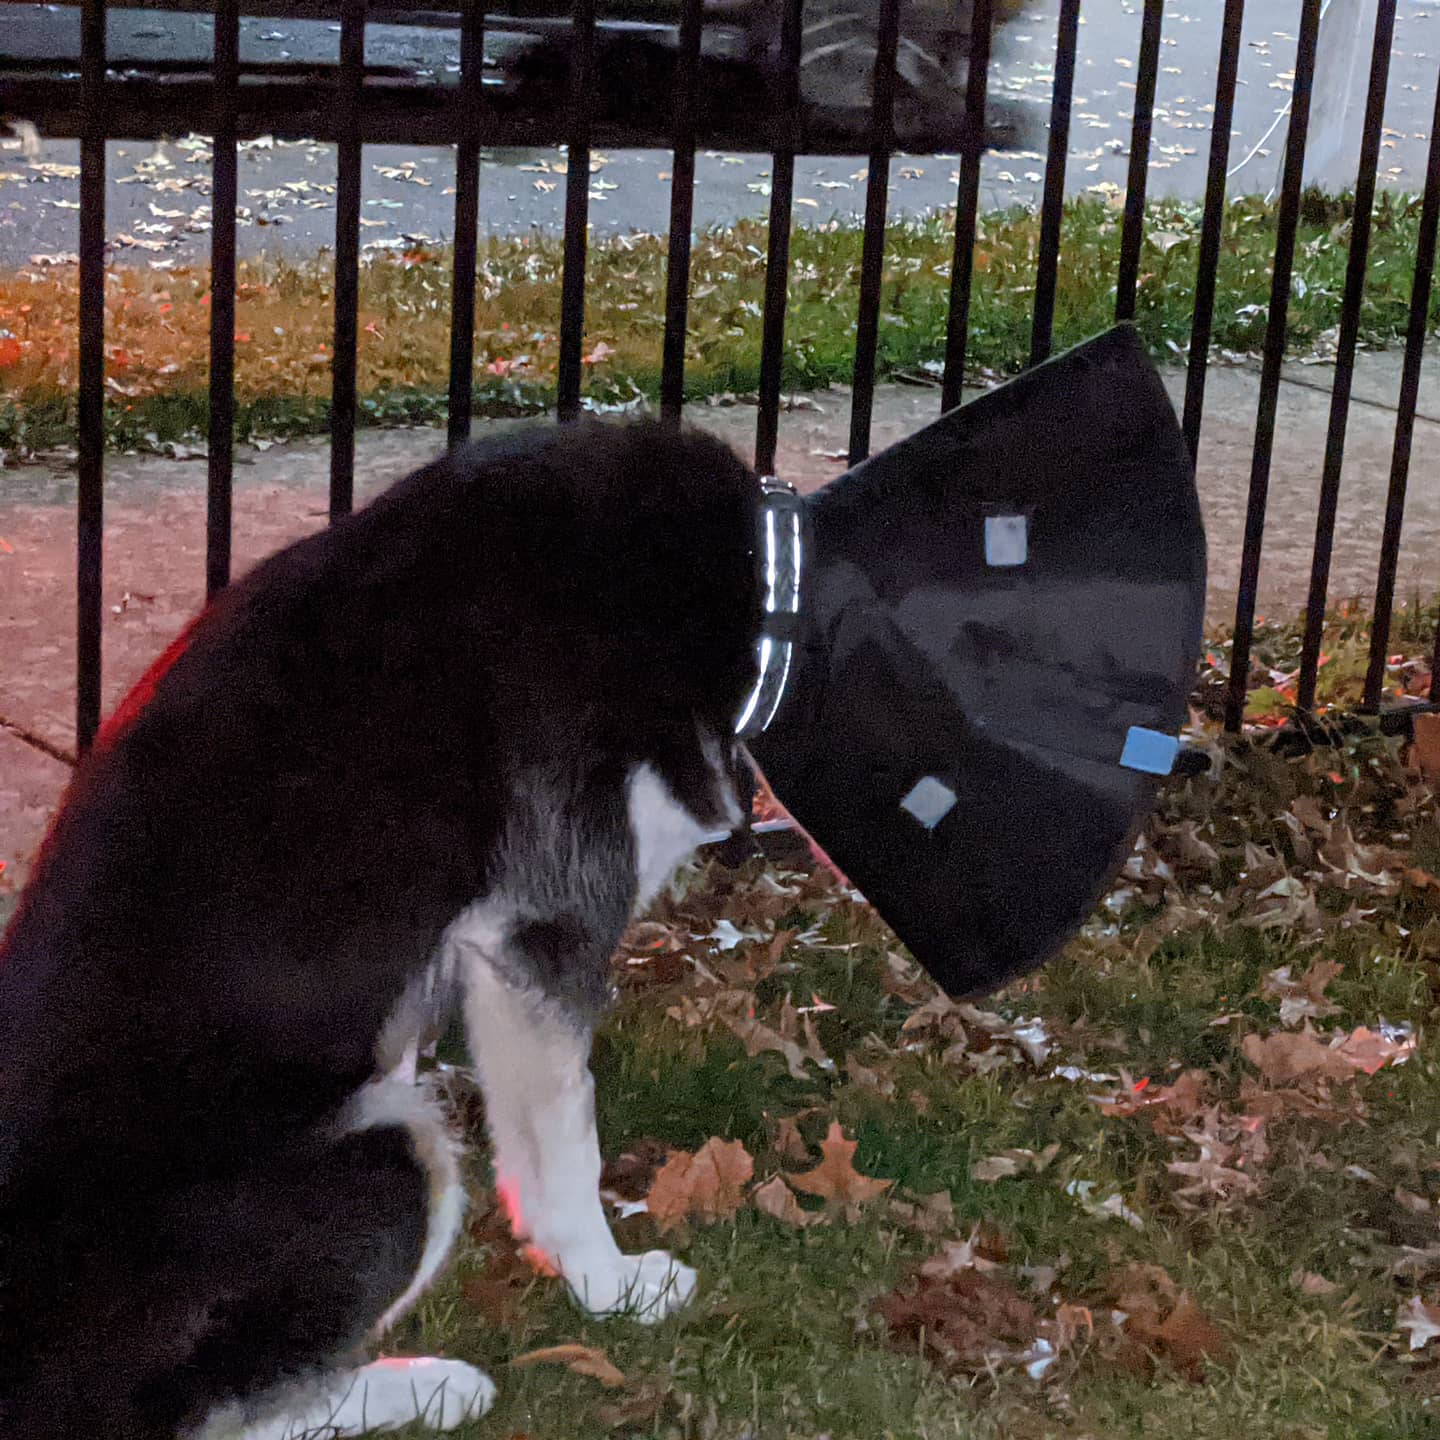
[749,326,1207,997]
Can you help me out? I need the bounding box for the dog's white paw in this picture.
[219,1357,497,1439]
[566,1249,698,1323]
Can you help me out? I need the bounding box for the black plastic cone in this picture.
[749,327,1206,996]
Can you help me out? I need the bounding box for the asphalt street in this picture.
[1,0,1438,266]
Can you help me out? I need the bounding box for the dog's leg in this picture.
[185,1080,494,1440]
[197,1358,495,1440]
[452,760,734,1324]
[461,960,697,1323]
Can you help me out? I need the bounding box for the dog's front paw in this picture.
[565,1249,697,1323]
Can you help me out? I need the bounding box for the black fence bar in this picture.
[76,0,106,754]
[659,0,704,424]
[1365,63,1440,712]
[1115,0,1164,324]
[1224,0,1323,733]
[206,0,239,597]
[1182,0,1245,464]
[1296,0,1398,712]
[847,0,902,465]
[1029,0,1080,369]
[447,0,485,449]
[329,0,365,519]
[754,0,805,476]
[941,0,993,413]
[556,0,597,424]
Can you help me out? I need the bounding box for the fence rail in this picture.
[2,0,1439,754]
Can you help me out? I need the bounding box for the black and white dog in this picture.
[0,422,767,1439]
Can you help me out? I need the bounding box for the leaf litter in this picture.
[301,623,1440,1434]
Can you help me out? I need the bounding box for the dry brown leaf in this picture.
[722,1013,813,1081]
[887,1190,955,1236]
[1408,713,1440,778]
[1238,1075,1364,1124]
[1166,1107,1266,1208]
[644,1137,754,1234]
[1241,1026,1362,1084]
[1294,1270,1339,1296]
[1092,1069,1210,1134]
[751,1174,821,1227]
[877,1265,1040,1376]
[770,1114,810,1163]
[512,1344,626,1388]
[845,1054,896,1096]
[1260,959,1343,1026]
[1156,1295,1230,1382]
[1102,1265,1228,1382]
[972,1143,1061,1184]
[1334,1025,1417,1074]
[592,1389,666,1430]
[461,1199,553,1328]
[599,1138,672,1202]
[787,1122,892,1218]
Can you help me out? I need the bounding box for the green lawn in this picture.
[2,188,1434,460]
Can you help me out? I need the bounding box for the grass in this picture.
[2,593,1438,1434]
[1,187,1436,460]
[323,614,1440,1440]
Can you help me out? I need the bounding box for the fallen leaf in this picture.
[751,1174,820,1227]
[462,1199,551,1327]
[600,1138,671,1202]
[1241,1026,1363,1084]
[972,1144,1060,1184]
[512,1344,626,1388]
[644,1137,754,1233]
[1334,1025,1416,1074]
[878,1263,1039,1376]
[770,1114,810,1163]
[1260,959,1343,1026]
[787,1122,892,1218]
[722,1012,813,1081]
[1156,1295,1230,1382]
[1103,1264,1228,1382]
[1409,713,1440,778]
[592,1390,665,1429]
[1396,1295,1440,1351]
[887,1190,954,1236]
[1093,1069,1210,1133]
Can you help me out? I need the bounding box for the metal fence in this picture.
[5,0,1440,754]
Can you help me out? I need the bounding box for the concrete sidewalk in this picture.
[3,349,1438,895]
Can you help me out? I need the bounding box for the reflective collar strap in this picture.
[735,476,804,738]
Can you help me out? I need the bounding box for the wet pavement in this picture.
[3,0,1439,266]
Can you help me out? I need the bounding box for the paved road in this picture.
[2,0,1438,265]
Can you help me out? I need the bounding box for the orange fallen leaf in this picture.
[511,1344,626,1388]
[751,1174,821,1228]
[1103,1264,1229,1383]
[1334,1025,1416,1074]
[787,1122,892,1218]
[644,1137,754,1233]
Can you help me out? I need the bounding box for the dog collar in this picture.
[734,476,804,739]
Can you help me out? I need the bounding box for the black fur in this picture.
[0,420,760,1439]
